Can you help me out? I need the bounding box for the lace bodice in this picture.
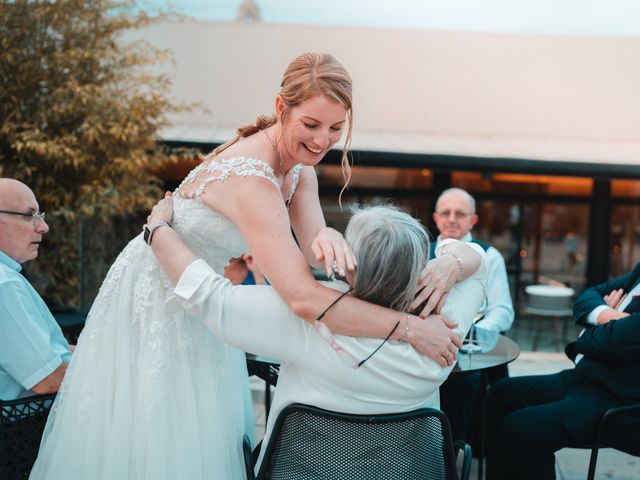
[172,196,249,272]
[170,156,302,269]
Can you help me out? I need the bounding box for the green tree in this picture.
[0,0,183,306]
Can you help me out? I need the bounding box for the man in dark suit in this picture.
[485,264,640,480]
[573,262,640,327]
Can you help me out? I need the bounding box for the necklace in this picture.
[262,128,284,177]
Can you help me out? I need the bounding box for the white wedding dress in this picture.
[30,157,302,480]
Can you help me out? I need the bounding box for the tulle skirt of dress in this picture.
[30,235,252,480]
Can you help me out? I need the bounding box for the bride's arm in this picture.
[149,194,457,368]
[192,179,461,367]
[287,167,355,278]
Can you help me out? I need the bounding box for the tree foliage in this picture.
[0,0,183,306]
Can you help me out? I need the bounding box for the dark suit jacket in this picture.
[563,264,640,441]
[573,262,640,326]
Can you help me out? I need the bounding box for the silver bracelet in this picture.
[403,315,411,341]
[441,250,464,281]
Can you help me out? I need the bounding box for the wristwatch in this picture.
[143,220,171,245]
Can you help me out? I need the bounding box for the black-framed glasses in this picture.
[315,287,400,369]
[0,209,46,226]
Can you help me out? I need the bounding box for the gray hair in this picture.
[435,188,476,214]
[345,205,429,312]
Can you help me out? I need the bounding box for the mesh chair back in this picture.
[0,393,56,480]
[257,404,458,480]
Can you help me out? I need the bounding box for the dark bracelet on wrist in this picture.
[143,220,172,245]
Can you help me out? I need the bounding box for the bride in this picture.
[30,52,462,479]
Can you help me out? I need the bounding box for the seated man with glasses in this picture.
[147,195,487,469]
[433,188,515,445]
[0,179,72,401]
[431,187,514,334]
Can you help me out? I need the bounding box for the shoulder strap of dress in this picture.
[285,165,304,207]
[212,157,280,188]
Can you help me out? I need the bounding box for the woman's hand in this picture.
[406,314,461,367]
[147,191,174,226]
[410,256,459,318]
[310,227,357,279]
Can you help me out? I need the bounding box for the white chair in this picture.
[524,285,574,351]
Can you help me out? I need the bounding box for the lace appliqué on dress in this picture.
[176,157,281,199]
[285,164,303,207]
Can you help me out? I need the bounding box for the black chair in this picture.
[246,354,280,420]
[563,343,640,479]
[244,403,472,480]
[0,393,56,480]
[585,402,640,480]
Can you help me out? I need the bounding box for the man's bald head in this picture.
[0,178,49,264]
[0,178,36,210]
[433,187,478,240]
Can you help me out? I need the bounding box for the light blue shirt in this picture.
[0,251,72,400]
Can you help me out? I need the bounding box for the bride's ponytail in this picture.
[204,114,277,160]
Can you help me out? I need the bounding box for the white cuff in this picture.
[174,258,212,301]
[587,305,611,325]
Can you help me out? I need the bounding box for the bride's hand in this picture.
[406,314,460,367]
[410,256,459,318]
[311,227,357,279]
[147,191,174,225]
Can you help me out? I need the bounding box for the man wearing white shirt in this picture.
[433,188,514,442]
[430,188,514,332]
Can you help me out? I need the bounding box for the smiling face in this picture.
[276,94,347,168]
[0,179,50,264]
[433,190,478,240]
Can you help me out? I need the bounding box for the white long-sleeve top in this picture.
[173,240,487,466]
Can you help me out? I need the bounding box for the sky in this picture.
[148,0,640,37]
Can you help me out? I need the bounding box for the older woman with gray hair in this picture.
[149,198,487,469]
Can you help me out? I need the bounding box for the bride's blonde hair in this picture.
[210,52,353,199]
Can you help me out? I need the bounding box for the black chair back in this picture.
[255,403,462,480]
[586,402,640,480]
[0,393,56,480]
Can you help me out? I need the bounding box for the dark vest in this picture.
[428,238,490,260]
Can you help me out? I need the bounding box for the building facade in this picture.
[139,19,640,306]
